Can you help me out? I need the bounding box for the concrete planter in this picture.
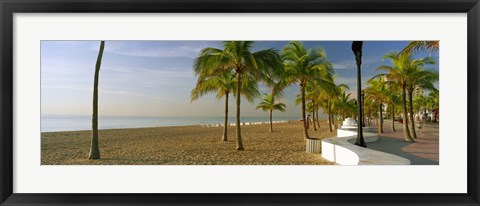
[306,138,322,154]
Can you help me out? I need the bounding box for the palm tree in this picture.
[281,41,334,139]
[363,97,376,126]
[365,76,388,134]
[193,41,281,150]
[429,89,440,111]
[377,51,434,142]
[400,41,439,55]
[406,67,438,138]
[431,91,440,123]
[191,71,259,141]
[192,71,234,141]
[335,91,356,120]
[327,79,350,132]
[413,93,433,119]
[320,78,349,133]
[295,80,330,131]
[89,41,104,160]
[256,93,286,132]
[418,89,439,122]
[312,76,338,131]
[305,83,320,131]
[385,85,401,132]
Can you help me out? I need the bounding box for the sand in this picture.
[41,121,336,165]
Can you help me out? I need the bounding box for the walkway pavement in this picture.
[365,120,439,165]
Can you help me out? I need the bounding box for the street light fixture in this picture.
[352,41,367,148]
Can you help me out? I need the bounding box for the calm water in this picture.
[41,115,301,132]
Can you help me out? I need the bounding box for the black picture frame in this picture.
[1,0,479,205]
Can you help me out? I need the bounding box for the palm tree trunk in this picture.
[379,102,383,133]
[236,72,244,150]
[269,109,273,132]
[222,93,229,141]
[391,104,396,132]
[316,105,321,128]
[402,83,414,142]
[300,84,310,139]
[89,41,104,160]
[312,101,317,131]
[331,113,336,129]
[328,99,333,133]
[408,88,418,139]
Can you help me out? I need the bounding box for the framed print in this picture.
[1,0,479,205]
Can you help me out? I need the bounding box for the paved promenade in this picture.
[366,120,439,165]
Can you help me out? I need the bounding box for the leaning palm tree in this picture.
[377,51,434,142]
[89,40,105,160]
[281,41,334,139]
[256,93,286,132]
[194,41,281,150]
[406,66,438,138]
[400,41,439,55]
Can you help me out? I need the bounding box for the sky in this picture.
[41,41,439,118]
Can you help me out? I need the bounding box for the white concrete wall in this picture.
[321,128,410,165]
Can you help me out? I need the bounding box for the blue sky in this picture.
[41,41,438,118]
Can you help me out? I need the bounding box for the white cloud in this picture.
[333,60,356,70]
[103,42,214,58]
[332,55,381,70]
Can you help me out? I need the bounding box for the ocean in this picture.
[41,115,302,132]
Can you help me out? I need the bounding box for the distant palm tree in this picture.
[89,41,105,160]
[334,91,356,120]
[385,85,401,132]
[281,41,334,139]
[377,51,434,142]
[317,77,348,133]
[191,71,259,141]
[194,41,281,150]
[413,93,433,117]
[294,81,329,131]
[400,41,439,55]
[429,89,439,110]
[362,97,376,126]
[256,93,286,132]
[329,81,349,132]
[414,89,438,122]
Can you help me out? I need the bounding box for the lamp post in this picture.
[352,41,366,148]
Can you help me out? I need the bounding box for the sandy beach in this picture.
[41,121,336,165]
